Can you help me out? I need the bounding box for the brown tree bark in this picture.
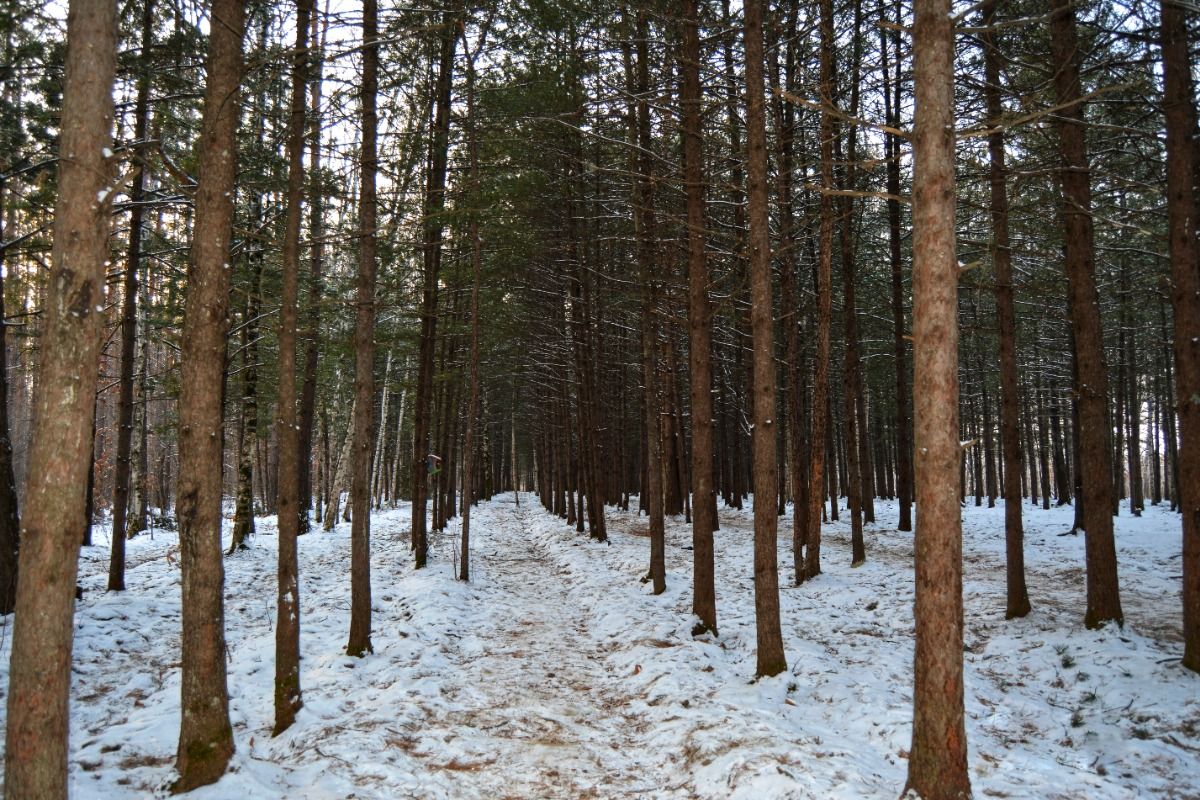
[128,267,150,538]
[228,45,268,544]
[230,18,270,553]
[229,217,263,553]
[660,340,684,519]
[881,0,913,533]
[681,0,716,636]
[904,0,971,796]
[1124,305,1143,515]
[1,0,116,793]
[719,0,749,515]
[771,1,806,582]
[0,147,21,614]
[272,0,312,736]
[1151,368,1163,506]
[982,0,1030,619]
[432,303,461,532]
[459,18,489,581]
[84,421,96,549]
[108,0,155,591]
[172,0,244,788]
[982,380,997,507]
[744,0,786,678]
[1160,300,1179,510]
[629,7,665,594]
[298,5,327,533]
[840,0,875,541]
[1160,0,1200,673]
[563,44,606,542]
[805,0,836,581]
[835,0,866,565]
[347,0,377,653]
[412,10,459,568]
[1049,0,1122,629]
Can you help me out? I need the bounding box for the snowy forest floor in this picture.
[1,494,1198,798]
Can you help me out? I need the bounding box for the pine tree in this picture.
[905,0,970,795]
[744,0,786,678]
[173,0,244,788]
[2,0,116,794]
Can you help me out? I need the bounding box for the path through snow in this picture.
[345,496,676,797]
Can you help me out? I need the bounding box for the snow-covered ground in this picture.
[0,493,1196,798]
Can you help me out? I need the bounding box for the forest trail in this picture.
[361,496,673,798]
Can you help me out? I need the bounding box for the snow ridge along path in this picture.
[1,494,1198,798]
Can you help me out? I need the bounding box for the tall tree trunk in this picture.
[982,378,997,507]
[882,0,912,533]
[1,0,116,793]
[1049,0,1122,629]
[629,7,665,594]
[412,11,458,568]
[1125,311,1143,516]
[128,295,151,536]
[0,157,20,614]
[719,0,748,515]
[231,26,269,552]
[982,0,1030,619]
[0,5,22,612]
[772,1,806,584]
[108,0,155,591]
[744,0,786,678]
[1161,298,1179,510]
[230,236,263,553]
[1036,377,1052,508]
[836,3,866,565]
[433,310,461,531]
[840,0,873,544]
[1160,0,1200,673]
[805,0,836,580]
[1115,297,1128,510]
[272,0,311,737]
[84,405,96,548]
[459,18,489,581]
[1151,367,1162,505]
[563,42,606,542]
[681,0,716,637]
[347,0,378,654]
[905,0,970,796]
[172,0,243,789]
[298,3,327,533]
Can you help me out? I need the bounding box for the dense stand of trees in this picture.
[0,0,1196,794]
